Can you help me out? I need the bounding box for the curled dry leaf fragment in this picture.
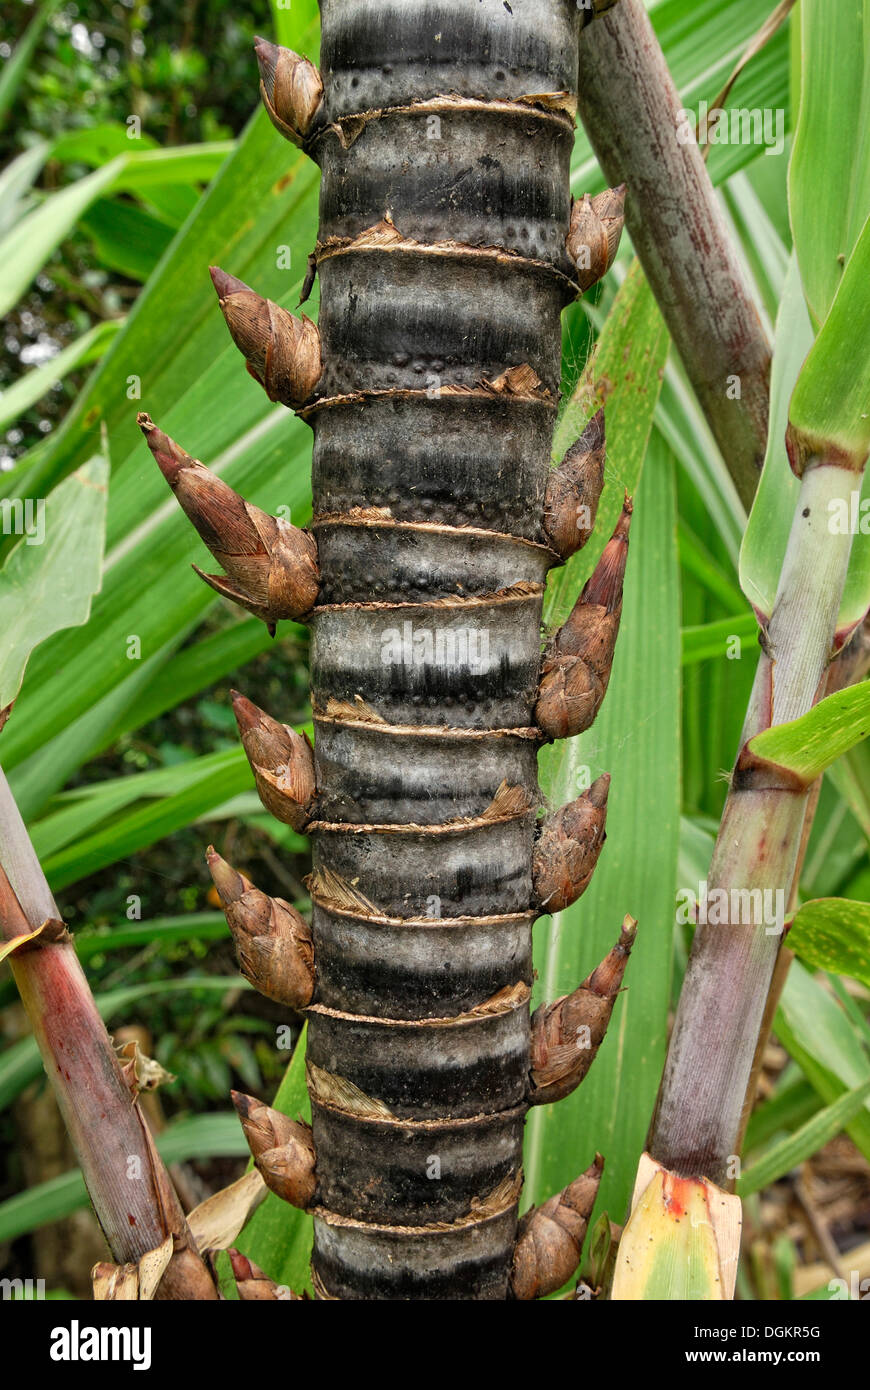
[186,1169,268,1254]
[116,1037,176,1098]
[91,1260,139,1301]
[91,1233,175,1302]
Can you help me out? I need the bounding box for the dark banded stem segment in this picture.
[230,0,629,1299]
[311,898,536,1019]
[311,1200,520,1302]
[302,0,599,1299]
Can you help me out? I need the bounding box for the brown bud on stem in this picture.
[566,185,626,292]
[254,37,323,145]
[232,1091,317,1209]
[533,773,610,913]
[231,691,316,831]
[535,494,632,740]
[206,848,314,1008]
[543,407,606,559]
[138,414,319,632]
[511,1155,604,1300]
[210,267,322,409]
[529,916,637,1105]
[228,1249,303,1300]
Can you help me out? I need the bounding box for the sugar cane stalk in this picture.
[575,0,772,508]
[735,614,870,1148]
[650,454,869,1187]
[0,769,217,1300]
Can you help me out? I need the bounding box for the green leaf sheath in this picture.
[748,683,870,787]
[788,0,870,326]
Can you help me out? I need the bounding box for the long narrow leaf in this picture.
[775,961,870,1162]
[0,321,122,433]
[525,268,676,1228]
[0,454,108,717]
[739,1078,870,1197]
[0,159,126,318]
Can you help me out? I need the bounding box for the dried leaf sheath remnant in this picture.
[146,0,633,1300]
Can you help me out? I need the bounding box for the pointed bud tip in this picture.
[598,182,626,210]
[584,917,637,998]
[620,913,638,948]
[230,1089,257,1121]
[209,265,251,301]
[230,689,262,734]
[583,405,605,450]
[581,495,632,610]
[206,847,247,905]
[588,772,611,807]
[253,36,279,83]
[228,1248,255,1281]
[137,414,191,485]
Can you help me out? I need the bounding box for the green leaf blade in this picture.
[748,681,870,784]
[788,898,870,990]
[0,454,108,715]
